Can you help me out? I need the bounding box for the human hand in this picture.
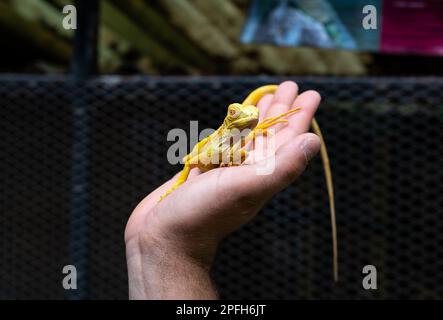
[125,81,321,299]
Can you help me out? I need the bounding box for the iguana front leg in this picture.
[242,107,302,147]
[257,107,301,129]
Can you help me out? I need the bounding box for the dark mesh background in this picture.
[0,76,442,299]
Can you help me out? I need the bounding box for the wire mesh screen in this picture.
[0,76,442,299]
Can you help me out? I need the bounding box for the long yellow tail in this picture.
[243,85,338,282]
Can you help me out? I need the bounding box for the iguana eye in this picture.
[229,108,238,118]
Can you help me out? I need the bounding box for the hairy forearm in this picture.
[126,235,218,300]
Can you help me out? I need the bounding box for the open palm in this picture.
[125,81,321,262]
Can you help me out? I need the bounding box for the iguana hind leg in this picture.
[159,160,198,202]
[160,136,213,202]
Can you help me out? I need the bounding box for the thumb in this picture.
[249,132,321,197]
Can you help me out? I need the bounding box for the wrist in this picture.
[126,232,218,299]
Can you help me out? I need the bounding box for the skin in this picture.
[125,81,322,299]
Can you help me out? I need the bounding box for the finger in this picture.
[264,81,298,119]
[286,90,321,134]
[252,82,299,152]
[256,94,273,122]
[269,90,320,150]
[231,133,320,199]
[272,90,321,149]
[271,132,320,192]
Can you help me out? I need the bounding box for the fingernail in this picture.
[301,137,319,162]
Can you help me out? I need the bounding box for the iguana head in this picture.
[224,103,259,130]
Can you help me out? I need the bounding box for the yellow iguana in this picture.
[159,84,338,282]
